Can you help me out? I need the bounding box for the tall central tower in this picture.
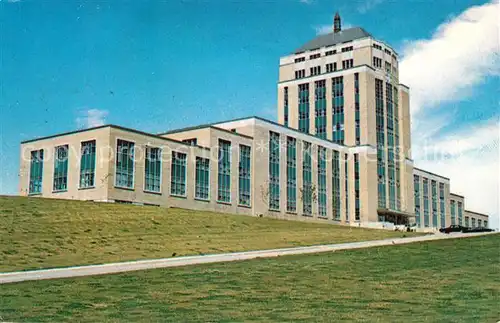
[276,14,414,221]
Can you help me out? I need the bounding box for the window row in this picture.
[294,59,355,79]
[29,140,97,195]
[279,135,353,220]
[29,139,252,206]
[294,45,354,63]
[372,43,396,59]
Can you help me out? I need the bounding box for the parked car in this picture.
[439,225,466,234]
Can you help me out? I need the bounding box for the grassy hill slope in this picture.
[1,234,498,322]
[0,196,419,271]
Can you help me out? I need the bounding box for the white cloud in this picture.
[413,118,500,160]
[414,119,499,229]
[357,0,385,14]
[314,23,353,35]
[299,0,313,4]
[6,0,22,2]
[76,109,109,129]
[400,0,499,115]
[315,25,333,35]
[400,0,500,229]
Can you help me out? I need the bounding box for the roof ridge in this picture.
[294,26,372,53]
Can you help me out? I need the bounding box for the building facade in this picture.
[276,15,414,226]
[18,15,489,229]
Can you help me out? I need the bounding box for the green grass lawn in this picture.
[1,234,498,322]
[0,196,420,272]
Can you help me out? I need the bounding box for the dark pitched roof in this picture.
[294,27,372,53]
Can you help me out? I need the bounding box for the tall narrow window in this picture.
[29,149,44,194]
[345,153,349,221]
[394,86,401,210]
[414,175,421,227]
[53,145,69,191]
[423,178,429,227]
[354,73,360,145]
[386,82,396,210]
[465,216,470,227]
[332,150,341,221]
[450,200,456,225]
[431,180,438,228]
[302,142,312,216]
[115,139,135,189]
[283,87,289,127]
[315,80,327,139]
[144,147,161,193]
[317,146,327,217]
[354,153,360,221]
[439,183,445,228]
[171,151,187,196]
[195,157,210,200]
[239,145,251,206]
[217,139,231,202]
[286,137,297,213]
[269,132,280,210]
[375,79,386,208]
[332,76,344,144]
[457,201,463,226]
[471,217,476,228]
[298,83,310,133]
[80,140,96,188]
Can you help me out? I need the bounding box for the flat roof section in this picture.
[159,124,253,140]
[21,124,211,151]
[413,167,450,181]
[214,116,377,152]
[464,210,489,217]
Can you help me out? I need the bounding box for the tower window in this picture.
[295,69,306,79]
[310,66,321,76]
[326,63,337,73]
[342,59,353,69]
[373,57,382,69]
[385,61,392,74]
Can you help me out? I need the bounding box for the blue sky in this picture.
[1,0,498,226]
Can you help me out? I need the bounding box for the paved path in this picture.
[0,231,497,284]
